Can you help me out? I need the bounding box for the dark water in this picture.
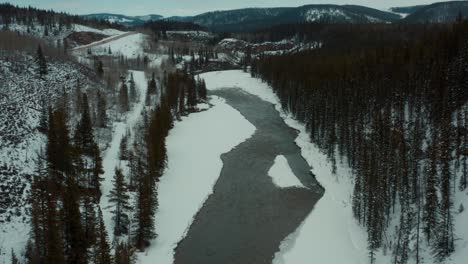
[173,89,324,264]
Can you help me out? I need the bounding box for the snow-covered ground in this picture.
[137,96,255,263]
[72,24,125,36]
[268,155,306,189]
[73,32,148,59]
[199,70,468,264]
[100,70,147,243]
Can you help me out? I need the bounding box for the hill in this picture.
[402,1,468,23]
[166,5,401,32]
[82,13,163,27]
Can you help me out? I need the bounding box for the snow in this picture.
[137,96,255,264]
[268,155,306,189]
[72,24,125,36]
[304,8,351,22]
[100,70,147,243]
[73,33,148,59]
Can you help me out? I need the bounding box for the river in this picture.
[173,88,324,264]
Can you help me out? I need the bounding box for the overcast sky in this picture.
[6,0,447,17]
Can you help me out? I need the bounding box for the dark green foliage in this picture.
[36,45,47,77]
[114,242,134,264]
[63,176,87,264]
[96,60,104,78]
[119,78,130,112]
[97,90,108,128]
[108,168,132,236]
[11,249,18,264]
[129,73,137,103]
[94,209,112,264]
[74,93,104,193]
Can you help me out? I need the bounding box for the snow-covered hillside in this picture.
[73,33,149,59]
[3,23,124,44]
[0,51,106,261]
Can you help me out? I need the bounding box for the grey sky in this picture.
[6,0,447,17]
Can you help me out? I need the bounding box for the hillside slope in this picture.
[403,1,468,23]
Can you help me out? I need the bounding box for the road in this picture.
[72,31,136,52]
[173,88,324,264]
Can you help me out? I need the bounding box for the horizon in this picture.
[4,0,446,17]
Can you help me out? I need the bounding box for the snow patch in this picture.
[268,155,305,189]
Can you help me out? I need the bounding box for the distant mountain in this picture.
[82,13,163,27]
[390,5,428,15]
[402,1,468,23]
[166,5,401,32]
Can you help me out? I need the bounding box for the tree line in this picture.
[252,20,467,263]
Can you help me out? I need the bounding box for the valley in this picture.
[0,1,467,264]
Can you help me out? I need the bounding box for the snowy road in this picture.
[72,31,137,52]
[173,89,323,264]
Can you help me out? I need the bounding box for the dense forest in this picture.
[252,19,467,263]
[143,20,205,32]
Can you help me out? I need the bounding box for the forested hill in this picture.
[402,1,468,23]
[165,5,401,32]
[252,20,468,263]
[0,3,124,30]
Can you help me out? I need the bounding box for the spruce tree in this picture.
[94,209,112,264]
[148,72,157,95]
[97,90,107,128]
[36,45,47,77]
[74,93,95,156]
[114,242,133,264]
[63,176,87,264]
[11,249,18,264]
[119,79,130,112]
[108,168,131,236]
[129,73,137,104]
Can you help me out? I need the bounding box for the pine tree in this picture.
[11,249,18,264]
[36,45,48,77]
[63,176,87,264]
[38,102,48,134]
[97,90,108,128]
[74,93,95,156]
[96,60,104,78]
[74,93,103,192]
[119,133,129,160]
[133,156,156,251]
[108,168,131,236]
[129,73,137,104]
[114,242,134,264]
[94,209,112,264]
[119,79,130,112]
[45,194,65,264]
[82,197,97,247]
[147,72,157,95]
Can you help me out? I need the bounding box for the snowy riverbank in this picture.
[137,96,255,264]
